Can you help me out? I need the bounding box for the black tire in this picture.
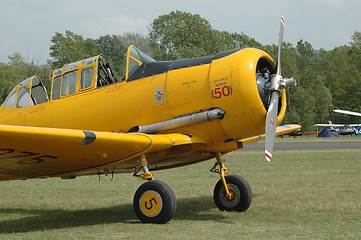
[133,180,176,224]
[213,174,252,212]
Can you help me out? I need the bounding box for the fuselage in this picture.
[0,48,286,151]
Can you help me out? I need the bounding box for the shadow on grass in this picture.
[0,195,227,233]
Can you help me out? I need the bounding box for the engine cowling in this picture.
[209,48,286,140]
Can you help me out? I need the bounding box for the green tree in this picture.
[121,33,152,55]
[232,32,263,49]
[149,11,212,60]
[294,40,332,129]
[211,30,238,53]
[319,44,361,123]
[348,32,361,112]
[49,30,100,69]
[0,63,13,103]
[349,31,361,69]
[92,33,151,78]
[93,34,126,78]
[280,40,333,130]
[285,86,317,129]
[0,53,53,103]
[275,43,303,126]
[149,11,237,60]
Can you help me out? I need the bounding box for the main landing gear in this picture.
[211,153,252,212]
[132,153,252,224]
[133,154,176,224]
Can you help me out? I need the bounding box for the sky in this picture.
[0,0,360,64]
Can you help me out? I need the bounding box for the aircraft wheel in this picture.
[213,174,252,212]
[133,180,176,224]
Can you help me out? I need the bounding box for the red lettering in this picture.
[212,86,232,99]
[214,87,222,99]
[222,86,230,96]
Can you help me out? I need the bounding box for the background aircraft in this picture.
[0,17,298,223]
[314,121,361,136]
[331,110,361,135]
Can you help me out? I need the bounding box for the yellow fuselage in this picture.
[0,48,286,152]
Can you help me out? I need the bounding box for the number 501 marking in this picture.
[212,86,232,99]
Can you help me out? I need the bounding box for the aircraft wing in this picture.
[0,124,198,180]
[333,109,361,117]
[314,123,346,127]
[0,123,301,180]
[314,123,361,127]
[239,124,301,146]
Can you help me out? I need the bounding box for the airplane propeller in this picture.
[264,17,297,162]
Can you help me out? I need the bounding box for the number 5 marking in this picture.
[145,197,158,210]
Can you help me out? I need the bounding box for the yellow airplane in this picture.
[0,17,299,223]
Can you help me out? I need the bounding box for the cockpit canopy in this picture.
[126,45,156,80]
[51,55,116,100]
[2,76,49,108]
[1,55,117,108]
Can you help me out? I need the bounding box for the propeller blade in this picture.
[265,91,280,162]
[276,16,285,75]
[264,17,285,162]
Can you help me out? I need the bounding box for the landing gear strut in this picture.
[133,154,176,224]
[211,153,252,212]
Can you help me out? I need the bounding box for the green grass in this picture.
[1,148,361,239]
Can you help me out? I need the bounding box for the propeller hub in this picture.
[268,75,297,93]
[269,74,283,92]
[283,77,297,88]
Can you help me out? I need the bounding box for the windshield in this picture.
[126,45,156,80]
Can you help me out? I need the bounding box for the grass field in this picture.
[1,144,361,239]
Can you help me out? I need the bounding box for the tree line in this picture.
[0,11,360,130]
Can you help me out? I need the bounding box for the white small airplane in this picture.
[314,122,360,135]
[328,110,361,135]
[315,108,361,136]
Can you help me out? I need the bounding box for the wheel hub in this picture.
[219,184,241,208]
[139,190,163,217]
[225,189,235,200]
